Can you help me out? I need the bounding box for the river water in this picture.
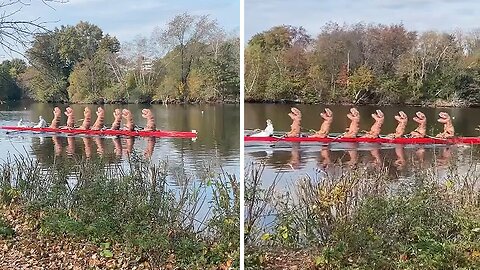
[0,102,240,185]
[245,103,480,187]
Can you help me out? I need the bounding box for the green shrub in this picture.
[316,184,480,269]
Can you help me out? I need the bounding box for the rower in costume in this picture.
[310,108,333,138]
[362,109,384,138]
[343,108,360,138]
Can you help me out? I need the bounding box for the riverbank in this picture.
[4,97,240,105]
[244,98,474,108]
[0,155,239,269]
[245,163,480,269]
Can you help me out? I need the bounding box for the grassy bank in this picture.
[0,154,239,269]
[245,163,480,269]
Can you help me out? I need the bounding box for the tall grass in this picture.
[245,160,480,269]
[0,153,239,268]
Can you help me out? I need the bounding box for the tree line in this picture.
[245,23,480,106]
[1,13,239,104]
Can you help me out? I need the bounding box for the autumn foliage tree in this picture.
[6,13,238,104]
[22,22,120,102]
[245,25,312,102]
[245,22,480,106]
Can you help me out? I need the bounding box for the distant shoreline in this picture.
[244,99,478,108]
[1,98,240,106]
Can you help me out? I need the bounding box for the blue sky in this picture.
[2,0,239,58]
[246,0,480,40]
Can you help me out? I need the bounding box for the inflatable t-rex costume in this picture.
[362,109,384,138]
[286,107,302,137]
[436,112,454,138]
[111,109,122,130]
[49,107,62,128]
[64,107,75,128]
[343,108,360,138]
[122,109,135,131]
[78,107,91,130]
[310,108,333,138]
[409,112,427,138]
[141,109,156,131]
[91,107,105,130]
[387,111,408,138]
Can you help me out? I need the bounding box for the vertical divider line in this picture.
[239,0,245,268]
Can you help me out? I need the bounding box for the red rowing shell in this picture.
[244,135,480,144]
[1,126,197,138]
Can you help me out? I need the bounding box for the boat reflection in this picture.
[438,147,452,167]
[288,143,301,169]
[144,137,156,159]
[347,145,359,168]
[30,135,158,164]
[94,137,104,157]
[67,136,75,156]
[394,144,406,170]
[52,136,62,156]
[318,146,331,168]
[81,137,91,158]
[112,137,122,157]
[123,137,135,157]
[246,142,463,178]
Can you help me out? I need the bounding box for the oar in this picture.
[269,133,288,148]
[6,130,25,135]
[244,128,262,136]
[425,134,450,144]
[134,125,145,131]
[269,126,311,147]
[5,119,34,135]
[378,134,398,140]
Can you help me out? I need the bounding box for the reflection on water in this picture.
[246,142,480,188]
[0,102,240,185]
[32,136,157,160]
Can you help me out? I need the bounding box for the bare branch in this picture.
[0,0,66,56]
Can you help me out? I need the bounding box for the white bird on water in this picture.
[33,116,47,128]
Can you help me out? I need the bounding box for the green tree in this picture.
[348,65,375,103]
[201,37,240,101]
[27,31,69,102]
[0,60,26,101]
[26,22,120,103]
[245,25,311,102]
[155,13,219,102]
[396,32,462,101]
[245,43,268,100]
[68,50,117,103]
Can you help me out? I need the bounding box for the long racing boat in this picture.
[1,126,198,138]
[245,135,480,145]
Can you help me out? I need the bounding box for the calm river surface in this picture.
[0,102,240,185]
[245,103,480,187]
